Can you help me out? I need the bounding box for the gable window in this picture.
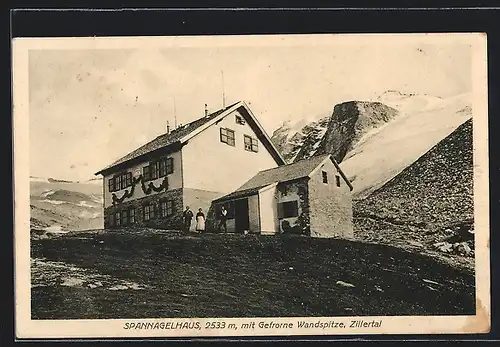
[322,171,328,184]
[244,135,259,153]
[235,114,246,125]
[336,175,341,187]
[278,200,299,219]
[115,211,122,227]
[129,208,136,224]
[160,199,174,218]
[220,128,235,146]
[144,204,155,221]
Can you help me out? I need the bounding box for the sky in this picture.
[28,35,473,181]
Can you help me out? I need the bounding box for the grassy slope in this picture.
[31,230,474,319]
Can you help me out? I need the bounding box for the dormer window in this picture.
[220,128,235,146]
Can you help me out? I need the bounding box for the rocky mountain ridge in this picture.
[271,91,472,198]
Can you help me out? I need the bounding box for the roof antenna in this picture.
[173,96,177,129]
[205,103,208,117]
[221,70,226,108]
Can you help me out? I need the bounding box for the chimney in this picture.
[166,121,170,134]
[205,103,208,117]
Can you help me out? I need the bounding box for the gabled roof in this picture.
[95,101,286,175]
[213,154,353,203]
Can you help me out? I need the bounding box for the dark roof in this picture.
[96,102,239,174]
[238,154,331,191]
[213,154,332,203]
[213,185,268,203]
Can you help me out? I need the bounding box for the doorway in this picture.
[234,198,250,234]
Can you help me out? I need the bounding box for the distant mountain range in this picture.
[30,176,102,185]
[30,177,103,232]
[271,91,472,199]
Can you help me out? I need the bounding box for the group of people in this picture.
[182,205,228,233]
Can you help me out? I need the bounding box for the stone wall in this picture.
[308,159,353,238]
[104,188,184,230]
[276,179,310,236]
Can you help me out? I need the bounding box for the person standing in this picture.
[218,205,228,233]
[195,208,205,233]
[182,206,194,233]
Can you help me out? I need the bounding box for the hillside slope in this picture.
[355,117,473,230]
[30,178,103,233]
[353,118,474,268]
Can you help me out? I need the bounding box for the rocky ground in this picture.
[353,118,474,271]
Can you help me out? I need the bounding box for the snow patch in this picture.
[78,201,97,208]
[41,199,66,205]
[31,257,148,290]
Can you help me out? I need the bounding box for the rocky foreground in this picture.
[353,118,474,271]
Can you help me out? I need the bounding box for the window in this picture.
[152,161,161,179]
[277,200,299,219]
[322,171,328,184]
[115,211,121,227]
[166,157,174,175]
[126,172,132,187]
[108,178,115,192]
[115,175,122,190]
[151,157,174,179]
[220,128,235,146]
[244,135,259,152]
[336,175,341,187]
[108,213,115,227]
[235,114,246,125]
[121,210,128,226]
[112,172,132,191]
[129,208,136,224]
[144,204,155,221]
[160,200,174,218]
[143,165,151,181]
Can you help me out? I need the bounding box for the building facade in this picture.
[212,155,354,238]
[95,101,286,231]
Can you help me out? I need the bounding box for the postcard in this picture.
[13,32,490,338]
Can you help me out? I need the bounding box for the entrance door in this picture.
[234,198,250,234]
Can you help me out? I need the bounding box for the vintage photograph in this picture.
[13,33,490,338]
